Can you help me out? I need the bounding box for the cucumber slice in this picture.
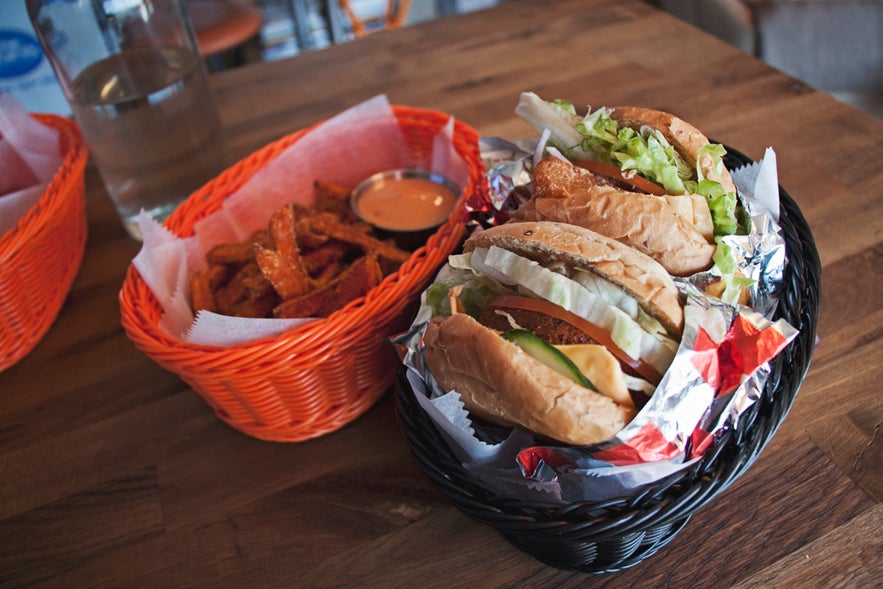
[502,329,598,392]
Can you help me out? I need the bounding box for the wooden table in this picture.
[1,0,880,586]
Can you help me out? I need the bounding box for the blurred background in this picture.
[2,0,881,119]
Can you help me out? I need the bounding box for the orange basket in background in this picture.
[0,115,88,371]
[120,105,485,442]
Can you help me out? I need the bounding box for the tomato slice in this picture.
[572,158,666,196]
[485,295,663,385]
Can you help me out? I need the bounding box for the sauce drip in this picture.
[354,177,457,231]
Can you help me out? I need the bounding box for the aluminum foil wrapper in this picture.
[394,141,798,504]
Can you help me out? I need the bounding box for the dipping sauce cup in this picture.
[351,169,460,249]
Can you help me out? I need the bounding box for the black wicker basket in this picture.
[394,147,822,573]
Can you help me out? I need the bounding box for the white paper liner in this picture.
[0,93,63,236]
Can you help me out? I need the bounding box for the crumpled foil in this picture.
[394,139,798,504]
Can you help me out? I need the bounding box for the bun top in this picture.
[608,106,737,195]
[464,221,684,336]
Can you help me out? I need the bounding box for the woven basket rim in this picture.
[119,105,484,361]
[393,144,822,572]
[0,114,87,258]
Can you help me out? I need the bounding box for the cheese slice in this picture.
[663,193,714,241]
[555,344,634,409]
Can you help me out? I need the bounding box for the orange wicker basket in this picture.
[0,114,88,371]
[119,105,485,442]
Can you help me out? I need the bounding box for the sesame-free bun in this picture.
[423,313,635,445]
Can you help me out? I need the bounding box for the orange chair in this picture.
[187,0,263,68]
[337,0,411,38]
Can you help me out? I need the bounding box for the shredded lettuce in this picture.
[423,281,451,316]
[695,144,740,235]
[576,113,692,196]
[551,98,578,116]
[424,258,518,318]
[712,239,756,305]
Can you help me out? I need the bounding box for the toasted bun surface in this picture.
[423,313,634,445]
[464,221,683,336]
[514,157,715,276]
[531,156,605,199]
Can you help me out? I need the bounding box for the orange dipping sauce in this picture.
[352,170,459,232]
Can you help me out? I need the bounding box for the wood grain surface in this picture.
[1,0,880,586]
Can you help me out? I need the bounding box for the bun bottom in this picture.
[423,313,634,446]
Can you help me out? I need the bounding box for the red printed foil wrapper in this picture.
[514,294,796,490]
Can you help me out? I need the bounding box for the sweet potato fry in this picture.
[306,216,410,265]
[268,204,301,263]
[231,291,279,318]
[292,210,335,248]
[312,262,342,285]
[212,262,279,317]
[214,269,251,315]
[302,240,352,276]
[189,271,217,313]
[250,229,272,250]
[203,229,270,271]
[322,253,383,311]
[313,179,358,221]
[240,262,274,296]
[206,241,257,265]
[270,287,323,318]
[255,246,314,299]
[206,264,232,290]
[313,179,351,201]
[274,253,383,318]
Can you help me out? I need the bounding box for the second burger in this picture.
[421,221,684,446]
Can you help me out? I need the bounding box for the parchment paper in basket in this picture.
[0,93,64,235]
[132,94,471,347]
[731,147,779,222]
[396,146,799,503]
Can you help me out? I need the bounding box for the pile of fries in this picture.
[188,180,411,319]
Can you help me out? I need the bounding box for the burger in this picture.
[512,92,744,278]
[421,221,683,446]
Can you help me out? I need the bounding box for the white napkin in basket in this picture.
[0,93,63,236]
